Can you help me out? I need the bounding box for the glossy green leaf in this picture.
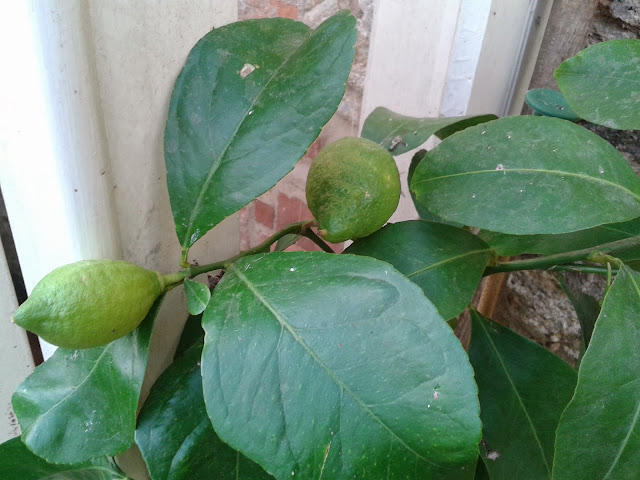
[407,150,462,226]
[478,217,640,257]
[0,437,126,480]
[557,276,600,362]
[202,252,481,479]
[174,312,204,360]
[411,116,640,235]
[136,343,272,480]
[165,13,356,256]
[524,89,580,121]
[468,311,577,480]
[361,106,496,155]
[184,278,211,315]
[11,296,163,464]
[555,39,640,130]
[553,266,640,479]
[345,220,491,319]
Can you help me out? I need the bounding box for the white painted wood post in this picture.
[0,1,238,459]
[0,241,34,444]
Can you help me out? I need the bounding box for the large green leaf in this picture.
[136,343,272,480]
[478,217,640,257]
[165,13,356,258]
[555,39,640,130]
[11,297,162,464]
[345,221,491,319]
[0,437,126,480]
[201,252,481,479]
[468,311,577,480]
[553,266,640,479]
[407,150,462,226]
[411,116,640,235]
[361,106,496,156]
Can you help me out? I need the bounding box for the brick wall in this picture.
[237,0,373,253]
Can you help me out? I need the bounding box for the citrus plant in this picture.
[2,11,640,480]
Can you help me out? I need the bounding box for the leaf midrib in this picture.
[476,315,551,474]
[182,27,312,249]
[558,70,640,86]
[230,263,437,467]
[406,248,490,278]
[413,168,640,202]
[376,112,456,149]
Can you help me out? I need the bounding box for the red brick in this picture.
[270,0,298,19]
[306,138,324,158]
[254,199,275,229]
[276,193,313,230]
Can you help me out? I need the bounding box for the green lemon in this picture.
[12,260,165,349]
[305,137,400,243]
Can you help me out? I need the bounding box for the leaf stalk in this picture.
[484,234,640,276]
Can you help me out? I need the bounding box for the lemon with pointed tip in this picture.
[305,137,400,243]
[12,260,165,349]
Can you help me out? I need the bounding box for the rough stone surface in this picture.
[591,0,640,42]
[494,270,584,364]
[494,268,606,365]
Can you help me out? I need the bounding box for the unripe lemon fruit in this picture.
[12,260,165,349]
[305,137,400,243]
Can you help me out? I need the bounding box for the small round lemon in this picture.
[12,260,165,349]
[306,137,400,243]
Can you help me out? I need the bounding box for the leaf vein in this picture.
[413,168,640,202]
[183,29,312,249]
[406,249,491,278]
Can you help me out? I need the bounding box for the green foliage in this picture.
[468,312,577,479]
[5,13,640,480]
[360,106,497,155]
[11,297,162,464]
[136,343,272,479]
[524,88,580,121]
[183,278,211,315]
[0,437,127,480]
[553,267,640,479]
[345,220,491,319]
[555,39,640,130]
[410,115,640,235]
[164,12,356,263]
[201,252,481,478]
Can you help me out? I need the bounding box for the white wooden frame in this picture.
[0,0,238,455]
